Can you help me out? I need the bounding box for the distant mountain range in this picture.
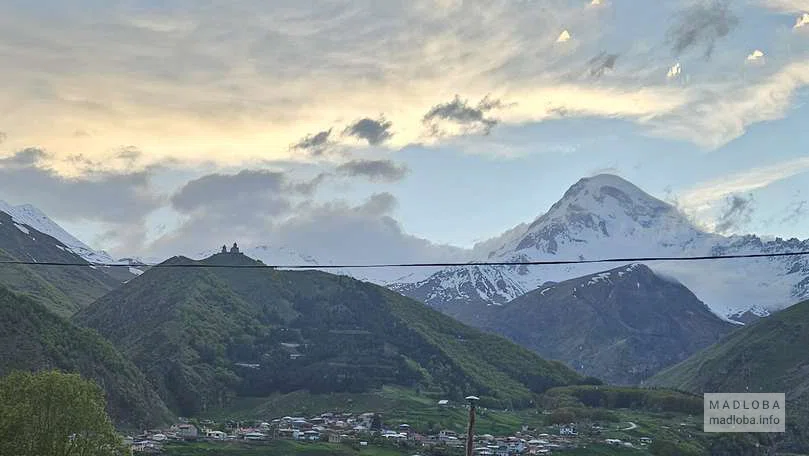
[9,174,808,321]
[389,174,809,322]
[75,251,585,417]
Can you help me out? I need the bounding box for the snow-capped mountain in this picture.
[0,200,116,264]
[391,174,809,321]
[475,263,737,385]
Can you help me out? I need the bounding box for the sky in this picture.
[0,0,808,261]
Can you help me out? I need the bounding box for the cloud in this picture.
[795,12,809,28]
[0,148,49,167]
[0,148,163,250]
[422,95,505,137]
[147,185,468,278]
[759,0,809,13]
[342,117,394,146]
[746,49,765,62]
[666,62,683,79]
[679,156,809,212]
[0,0,805,161]
[588,52,620,78]
[0,132,6,144]
[714,194,755,234]
[667,0,739,59]
[170,169,292,215]
[556,29,572,43]
[268,193,468,278]
[650,61,809,149]
[290,129,334,156]
[782,199,808,224]
[335,159,409,182]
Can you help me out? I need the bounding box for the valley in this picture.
[2,174,808,455]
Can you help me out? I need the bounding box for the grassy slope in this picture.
[0,211,122,317]
[0,285,172,429]
[162,440,410,456]
[649,299,809,451]
[76,254,583,418]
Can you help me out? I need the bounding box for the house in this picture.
[438,430,458,441]
[176,424,198,440]
[559,424,577,436]
[244,431,265,441]
[131,441,162,454]
[640,437,653,445]
[438,399,449,406]
[327,432,341,443]
[205,430,227,440]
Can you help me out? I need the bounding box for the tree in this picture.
[370,413,382,431]
[0,370,127,456]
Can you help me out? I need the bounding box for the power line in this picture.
[0,250,808,269]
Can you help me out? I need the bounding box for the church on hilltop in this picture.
[221,242,241,254]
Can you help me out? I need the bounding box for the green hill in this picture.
[75,252,584,417]
[0,285,172,429]
[649,299,809,451]
[0,211,122,317]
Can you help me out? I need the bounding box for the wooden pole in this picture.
[465,396,479,456]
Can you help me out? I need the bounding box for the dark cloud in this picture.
[117,146,142,162]
[0,148,163,252]
[715,194,754,234]
[289,172,331,196]
[422,95,504,136]
[782,200,808,225]
[343,116,393,145]
[336,159,409,182]
[667,0,738,59]
[588,52,620,78]
[290,129,334,155]
[146,171,466,276]
[0,148,49,167]
[171,169,290,215]
[268,193,467,280]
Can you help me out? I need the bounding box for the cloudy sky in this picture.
[0,0,808,261]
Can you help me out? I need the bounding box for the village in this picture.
[127,403,657,455]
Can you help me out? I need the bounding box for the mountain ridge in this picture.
[473,263,737,385]
[0,210,128,317]
[648,298,809,450]
[390,174,809,321]
[75,252,585,417]
[0,284,172,428]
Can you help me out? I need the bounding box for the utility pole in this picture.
[465,396,479,456]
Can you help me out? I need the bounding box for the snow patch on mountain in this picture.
[390,174,809,320]
[0,200,116,264]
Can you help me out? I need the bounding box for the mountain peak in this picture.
[0,200,116,264]
[557,174,670,213]
[507,174,697,255]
